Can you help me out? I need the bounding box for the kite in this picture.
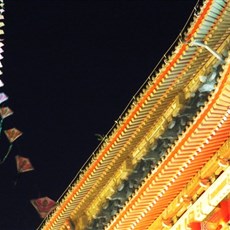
[0,79,3,87]
[15,155,34,173]
[0,128,22,165]
[4,128,22,143]
[0,106,13,119]
[13,155,34,186]
[0,106,13,133]
[31,197,56,218]
[0,92,8,104]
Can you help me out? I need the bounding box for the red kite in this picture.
[0,92,8,104]
[4,128,22,143]
[15,155,34,173]
[31,197,56,218]
[0,106,13,119]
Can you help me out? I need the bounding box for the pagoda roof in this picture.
[39,0,230,229]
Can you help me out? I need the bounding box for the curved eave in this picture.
[148,136,230,229]
[171,166,230,230]
[106,52,230,230]
[39,0,230,229]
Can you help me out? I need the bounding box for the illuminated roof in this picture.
[39,0,230,229]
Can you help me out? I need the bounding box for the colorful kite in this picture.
[0,106,13,134]
[31,197,56,218]
[0,128,22,165]
[0,92,8,104]
[15,155,34,173]
[0,106,13,119]
[4,128,22,143]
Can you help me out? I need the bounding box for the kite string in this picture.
[0,118,3,134]
[0,143,13,165]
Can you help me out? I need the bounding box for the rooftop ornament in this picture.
[190,40,224,62]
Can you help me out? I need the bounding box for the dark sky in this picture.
[1,1,195,229]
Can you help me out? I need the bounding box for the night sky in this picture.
[1,1,195,229]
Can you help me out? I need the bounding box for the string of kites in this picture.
[0,1,56,219]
